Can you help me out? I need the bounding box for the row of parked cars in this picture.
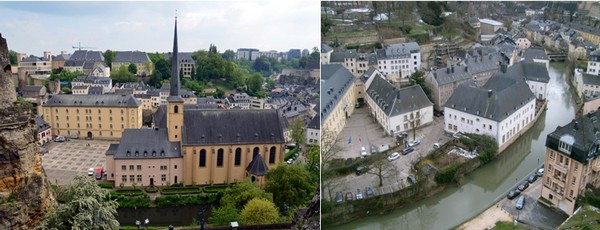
[506,165,544,210]
[336,187,375,203]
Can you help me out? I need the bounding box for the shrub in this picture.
[203,184,231,193]
[155,193,221,207]
[145,186,159,193]
[114,188,144,196]
[116,194,151,208]
[434,164,460,184]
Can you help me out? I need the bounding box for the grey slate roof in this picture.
[35,116,50,132]
[523,47,549,61]
[246,153,268,176]
[321,43,333,53]
[582,73,600,86]
[321,64,356,122]
[44,94,140,107]
[181,110,285,145]
[105,143,119,156]
[22,85,43,92]
[113,128,181,159]
[500,61,549,83]
[367,75,432,117]
[445,75,534,122]
[432,65,471,85]
[114,51,150,63]
[546,110,600,164]
[68,50,103,62]
[307,113,320,130]
[567,22,600,36]
[329,50,370,63]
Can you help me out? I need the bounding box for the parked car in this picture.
[54,136,66,142]
[355,189,364,200]
[433,143,441,149]
[409,139,421,147]
[536,168,544,177]
[515,196,525,210]
[379,144,390,153]
[345,192,353,201]
[507,189,521,199]
[87,168,94,176]
[355,102,361,108]
[528,174,538,183]
[365,187,375,198]
[360,146,367,157]
[355,166,366,176]
[453,132,464,139]
[407,175,417,184]
[388,152,400,161]
[402,147,414,155]
[398,132,408,138]
[286,158,294,164]
[335,192,343,203]
[370,145,378,154]
[517,181,530,191]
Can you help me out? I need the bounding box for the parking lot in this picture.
[42,139,113,185]
[325,106,451,201]
[499,171,568,229]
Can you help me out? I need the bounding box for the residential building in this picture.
[522,47,550,69]
[288,49,302,60]
[42,94,143,139]
[106,18,285,188]
[321,64,358,137]
[52,51,71,69]
[366,74,433,136]
[112,51,152,76]
[35,116,51,145]
[63,50,105,75]
[566,22,600,46]
[444,72,536,149]
[306,112,320,145]
[16,52,53,85]
[71,75,112,93]
[329,49,377,77]
[165,52,195,78]
[502,61,550,101]
[227,93,251,109]
[321,43,333,64]
[588,50,600,75]
[236,48,260,61]
[541,111,600,215]
[375,42,421,83]
[479,18,504,34]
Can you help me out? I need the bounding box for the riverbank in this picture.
[454,203,513,230]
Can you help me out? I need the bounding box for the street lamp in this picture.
[199,209,206,230]
[144,218,149,230]
[135,220,141,230]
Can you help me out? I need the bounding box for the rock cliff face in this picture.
[0,33,55,229]
[292,190,320,230]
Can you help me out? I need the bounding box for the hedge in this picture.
[331,157,373,176]
[114,188,144,196]
[155,193,220,206]
[116,194,151,208]
[203,184,231,193]
[160,187,202,195]
[145,186,159,193]
[98,182,114,189]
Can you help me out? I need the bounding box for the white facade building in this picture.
[375,42,421,83]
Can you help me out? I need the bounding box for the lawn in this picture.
[559,205,600,229]
[491,221,528,230]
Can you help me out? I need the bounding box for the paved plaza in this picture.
[42,139,114,185]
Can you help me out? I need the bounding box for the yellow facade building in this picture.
[42,94,142,139]
[321,64,359,137]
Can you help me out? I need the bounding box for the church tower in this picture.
[167,17,184,142]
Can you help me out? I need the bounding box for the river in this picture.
[327,62,575,230]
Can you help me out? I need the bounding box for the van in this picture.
[95,166,104,180]
[355,166,366,176]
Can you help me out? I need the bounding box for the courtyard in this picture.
[42,139,114,185]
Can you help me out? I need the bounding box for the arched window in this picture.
[199,149,206,167]
[217,149,224,167]
[269,147,276,164]
[253,147,260,161]
[235,148,242,166]
[174,105,179,113]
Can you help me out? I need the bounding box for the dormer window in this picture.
[559,135,575,154]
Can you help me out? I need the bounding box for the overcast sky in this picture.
[0,1,320,56]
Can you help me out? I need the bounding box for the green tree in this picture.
[208,204,240,227]
[209,44,218,54]
[127,63,138,74]
[290,118,306,147]
[240,198,279,225]
[154,59,171,80]
[321,17,334,37]
[364,154,399,187]
[246,73,264,96]
[265,164,317,210]
[220,179,272,210]
[8,50,18,65]
[409,71,432,101]
[39,176,119,230]
[266,78,276,90]
[103,49,116,69]
[222,49,236,61]
[111,65,138,83]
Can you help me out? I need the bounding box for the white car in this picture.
[388,152,400,161]
[409,139,421,147]
[360,146,367,157]
[54,136,66,142]
[87,168,94,176]
[433,143,441,149]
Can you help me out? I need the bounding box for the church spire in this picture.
[168,15,182,102]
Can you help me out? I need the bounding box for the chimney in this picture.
[61,51,67,55]
[446,68,450,74]
[44,51,51,61]
[397,91,401,99]
[500,64,507,73]
[451,65,454,73]
[465,66,468,72]
[574,121,579,130]
[488,89,493,98]
[434,72,437,79]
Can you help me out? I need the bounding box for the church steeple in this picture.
[168,16,182,102]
